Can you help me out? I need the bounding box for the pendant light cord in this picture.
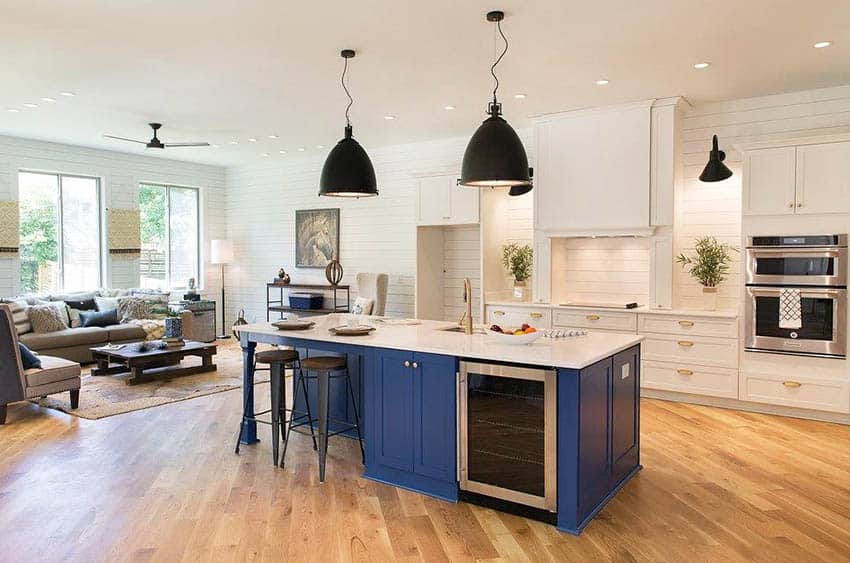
[341,56,353,127]
[490,19,509,105]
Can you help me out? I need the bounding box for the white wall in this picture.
[0,135,226,304]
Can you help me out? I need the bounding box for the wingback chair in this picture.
[355,273,389,316]
[0,304,81,424]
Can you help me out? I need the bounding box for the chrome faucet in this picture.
[458,277,474,335]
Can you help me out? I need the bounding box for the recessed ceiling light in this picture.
[694,62,710,69]
[814,41,832,49]
[230,140,239,145]
[316,145,325,149]
[60,91,75,97]
[297,147,305,152]
[41,97,56,103]
[248,138,257,142]
[279,150,287,154]
[383,114,397,120]
[268,134,278,139]
[514,93,527,99]
[260,153,270,157]
[595,79,610,86]
[444,105,456,110]
[7,108,19,113]
[23,103,38,108]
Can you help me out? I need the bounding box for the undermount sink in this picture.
[437,325,487,335]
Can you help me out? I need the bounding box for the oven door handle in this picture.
[748,287,846,299]
[748,248,843,257]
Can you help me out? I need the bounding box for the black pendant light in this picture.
[459,10,532,191]
[699,134,733,183]
[509,167,534,196]
[319,49,378,198]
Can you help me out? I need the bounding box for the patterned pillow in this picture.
[1,299,32,335]
[117,297,151,323]
[95,296,120,312]
[351,297,374,315]
[27,303,70,333]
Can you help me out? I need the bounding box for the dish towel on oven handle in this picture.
[779,288,803,329]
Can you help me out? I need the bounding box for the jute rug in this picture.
[34,340,272,420]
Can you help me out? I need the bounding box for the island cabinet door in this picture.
[412,353,457,481]
[611,346,640,485]
[578,358,613,517]
[372,350,415,472]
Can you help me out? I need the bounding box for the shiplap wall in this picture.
[0,134,226,303]
[675,84,850,311]
[443,225,481,322]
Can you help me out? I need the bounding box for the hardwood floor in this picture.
[2,344,850,562]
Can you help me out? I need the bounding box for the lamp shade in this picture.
[460,112,532,188]
[699,135,733,183]
[319,127,378,198]
[210,239,234,264]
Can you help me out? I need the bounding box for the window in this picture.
[18,171,102,293]
[139,183,199,290]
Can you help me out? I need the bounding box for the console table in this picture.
[266,283,350,321]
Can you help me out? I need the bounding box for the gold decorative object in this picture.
[325,258,344,286]
[108,208,141,255]
[0,201,19,254]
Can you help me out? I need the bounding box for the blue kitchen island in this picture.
[238,315,643,535]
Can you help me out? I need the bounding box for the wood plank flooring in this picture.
[2,342,850,562]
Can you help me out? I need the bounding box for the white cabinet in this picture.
[417,174,479,226]
[742,140,850,216]
[532,230,551,304]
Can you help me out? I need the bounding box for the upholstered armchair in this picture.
[0,304,81,424]
[355,273,389,316]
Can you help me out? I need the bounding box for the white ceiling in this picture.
[1,0,849,167]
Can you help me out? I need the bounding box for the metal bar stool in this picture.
[281,355,365,482]
[234,348,316,466]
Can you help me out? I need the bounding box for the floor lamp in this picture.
[210,239,234,340]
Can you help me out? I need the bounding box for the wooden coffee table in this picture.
[91,341,217,385]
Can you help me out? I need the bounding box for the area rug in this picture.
[34,341,272,420]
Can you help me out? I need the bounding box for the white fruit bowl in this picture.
[485,328,543,345]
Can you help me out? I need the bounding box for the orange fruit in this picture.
[524,327,537,334]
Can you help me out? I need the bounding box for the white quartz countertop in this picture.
[238,315,644,370]
[485,301,738,319]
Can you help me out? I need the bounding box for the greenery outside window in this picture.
[139,183,200,290]
[19,171,102,293]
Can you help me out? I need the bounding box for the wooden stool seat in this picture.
[300,356,347,371]
[255,349,299,364]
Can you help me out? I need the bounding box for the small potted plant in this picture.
[676,236,738,311]
[501,243,533,301]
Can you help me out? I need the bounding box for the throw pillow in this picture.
[352,296,375,315]
[67,307,82,328]
[1,298,32,335]
[64,298,97,311]
[80,308,119,328]
[117,297,150,323]
[27,303,70,333]
[18,343,41,370]
[95,296,120,312]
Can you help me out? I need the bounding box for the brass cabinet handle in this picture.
[788,202,794,208]
[412,362,419,369]
[493,311,505,317]
[529,312,543,319]
[586,315,600,321]
[782,381,802,388]
[796,203,803,208]
[677,340,694,347]
[404,360,411,368]
[678,320,694,327]
[677,369,694,376]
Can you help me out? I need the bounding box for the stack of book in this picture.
[163,337,185,348]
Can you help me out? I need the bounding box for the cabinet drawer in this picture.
[641,360,738,399]
[487,306,552,329]
[637,314,738,339]
[740,372,850,414]
[642,334,738,369]
[553,309,637,333]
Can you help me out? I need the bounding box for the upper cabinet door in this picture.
[795,142,850,215]
[742,147,796,215]
[417,175,451,225]
[535,103,652,235]
[450,182,480,225]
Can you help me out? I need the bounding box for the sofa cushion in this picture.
[49,291,97,303]
[63,298,97,311]
[80,308,119,328]
[95,296,120,311]
[118,297,150,323]
[25,355,81,387]
[27,303,70,333]
[20,327,108,350]
[105,324,147,342]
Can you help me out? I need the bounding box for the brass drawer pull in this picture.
[676,369,694,376]
[586,315,600,321]
[529,312,543,319]
[782,381,802,388]
[493,310,505,317]
[677,340,694,347]
[678,320,694,327]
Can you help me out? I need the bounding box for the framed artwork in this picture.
[295,208,340,268]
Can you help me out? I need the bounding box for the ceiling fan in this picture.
[104,123,209,149]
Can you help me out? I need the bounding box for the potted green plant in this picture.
[675,236,738,310]
[501,243,533,301]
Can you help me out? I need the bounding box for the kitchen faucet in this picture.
[458,277,473,335]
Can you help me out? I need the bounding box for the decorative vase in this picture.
[513,280,528,302]
[326,259,344,286]
[164,317,183,339]
[702,286,718,311]
[232,308,248,338]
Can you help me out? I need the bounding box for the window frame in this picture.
[138,182,201,291]
[18,169,104,292]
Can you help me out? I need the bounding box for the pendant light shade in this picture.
[319,49,378,198]
[508,167,534,196]
[459,10,532,192]
[699,134,733,183]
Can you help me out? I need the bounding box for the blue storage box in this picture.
[289,292,324,310]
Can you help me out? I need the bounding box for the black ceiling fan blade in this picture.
[104,134,147,144]
[163,142,210,147]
